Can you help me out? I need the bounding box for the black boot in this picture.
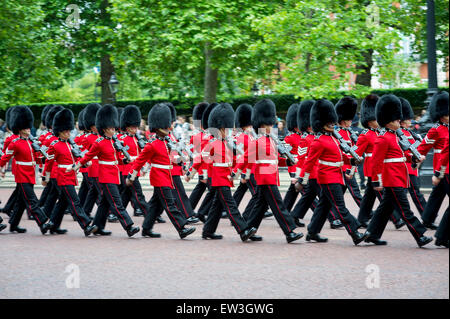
[306,233,328,243]
[294,218,305,227]
[394,220,406,230]
[286,231,304,243]
[134,209,144,217]
[84,224,98,237]
[416,236,433,248]
[435,238,449,248]
[40,222,53,235]
[264,211,273,218]
[422,222,438,230]
[202,232,223,240]
[187,216,200,224]
[0,224,7,232]
[240,227,257,242]
[10,225,27,233]
[126,225,140,237]
[179,227,196,239]
[249,235,263,241]
[50,228,68,235]
[364,232,387,246]
[142,228,161,238]
[94,228,112,236]
[107,214,119,223]
[352,232,367,245]
[330,220,344,229]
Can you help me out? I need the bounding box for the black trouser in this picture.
[407,174,427,215]
[233,175,255,208]
[10,183,48,228]
[290,179,336,224]
[172,175,195,218]
[241,174,258,221]
[77,172,90,206]
[367,187,427,241]
[38,179,51,207]
[422,174,449,224]
[358,162,365,186]
[143,186,187,232]
[49,184,91,230]
[308,183,360,236]
[435,208,449,242]
[343,174,363,207]
[93,183,134,231]
[283,177,300,212]
[358,177,404,225]
[83,177,102,215]
[197,178,217,217]
[247,185,297,236]
[204,186,249,235]
[121,175,148,214]
[42,178,59,218]
[189,177,208,210]
[3,185,18,214]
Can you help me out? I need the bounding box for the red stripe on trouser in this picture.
[219,188,241,233]
[64,186,86,228]
[267,186,291,233]
[348,183,361,205]
[160,189,181,229]
[175,182,189,218]
[248,179,255,194]
[105,184,128,227]
[20,184,41,225]
[411,185,424,211]
[131,182,147,214]
[390,188,420,238]
[326,184,352,234]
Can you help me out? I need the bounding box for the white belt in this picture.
[99,160,118,165]
[434,149,442,154]
[151,163,173,170]
[15,161,36,166]
[364,153,372,157]
[130,156,138,160]
[58,164,73,169]
[318,160,343,167]
[213,162,233,167]
[255,160,278,164]
[383,157,406,163]
[93,156,98,160]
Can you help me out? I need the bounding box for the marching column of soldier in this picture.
[0,91,448,248]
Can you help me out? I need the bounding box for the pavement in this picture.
[0,179,448,299]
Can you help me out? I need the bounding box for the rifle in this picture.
[395,129,422,163]
[225,131,244,156]
[269,133,296,163]
[407,128,423,142]
[68,138,84,159]
[135,131,148,149]
[112,135,132,163]
[332,130,362,162]
[349,128,359,144]
[165,136,185,160]
[29,136,50,160]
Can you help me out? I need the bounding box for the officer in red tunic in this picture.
[119,105,149,218]
[127,103,195,239]
[0,106,50,234]
[235,99,303,243]
[432,138,449,248]
[70,105,140,237]
[80,103,102,217]
[364,94,432,247]
[399,98,428,215]
[354,94,405,229]
[186,103,257,241]
[417,91,449,229]
[298,99,366,245]
[42,109,97,236]
[188,102,210,212]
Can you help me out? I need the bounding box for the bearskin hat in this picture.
[5,106,14,130]
[252,99,277,129]
[77,109,86,131]
[148,103,172,131]
[116,107,123,130]
[45,105,64,129]
[335,96,357,123]
[96,104,119,135]
[193,102,209,121]
[429,91,449,122]
[399,97,414,121]
[286,103,300,131]
[202,103,219,129]
[41,105,53,126]
[375,94,402,127]
[234,103,252,128]
[84,103,101,130]
[165,102,176,123]
[311,99,338,133]
[10,105,34,135]
[297,100,315,132]
[53,109,74,137]
[360,94,379,128]
[120,105,141,130]
[208,103,235,130]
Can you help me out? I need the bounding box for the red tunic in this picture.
[436,139,449,176]
[402,128,419,176]
[417,123,449,171]
[44,139,78,186]
[168,132,183,176]
[371,129,412,188]
[336,127,355,173]
[284,131,302,177]
[298,133,318,180]
[3,134,18,175]
[190,131,212,178]
[84,133,100,178]
[120,133,142,176]
[0,137,42,184]
[74,133,88,174]
[354,128,378,178]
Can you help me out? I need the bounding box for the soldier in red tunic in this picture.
[74,109,90,206]
[127,103,195,239]
[70,105,140,237]
[0,106,50,234]
[417,91,449,229]
[298,99,366,245]
[364,95,432,247]
[42,109,97,236]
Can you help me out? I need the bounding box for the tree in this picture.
[110,0,281,102]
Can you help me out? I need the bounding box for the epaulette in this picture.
[119,134,126,140]
[315,133,323,139]
[12,137,20,143]
[50,140,59,146]
[301,132,308,138]
[361,129,369,135]
[335,127,342,132]
[46,134,53,140]
[432,123,440,129]
[378,129,387,136]
[95,137,104,143]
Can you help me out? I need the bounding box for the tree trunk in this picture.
[204,42,218,103]
[101,54,115,105]
[355,49,373,87]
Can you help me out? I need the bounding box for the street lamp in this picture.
[425,0,438,105]
[108,72,119,104]
[251,82,259,96]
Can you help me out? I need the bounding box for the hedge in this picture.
[1,87,448,127]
